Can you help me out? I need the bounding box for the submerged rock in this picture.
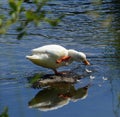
[32,72,82,88]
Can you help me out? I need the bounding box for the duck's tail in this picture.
[26,55,39,60]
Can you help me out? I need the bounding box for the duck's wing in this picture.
[32,45,68,58]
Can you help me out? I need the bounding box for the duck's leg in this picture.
[53,69,70,75]
[53,69,66,75]
[53,69,59,75]
[56,56,71,64]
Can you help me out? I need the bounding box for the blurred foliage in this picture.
[87,0,113,28]
[28,72,44,84]
[0,0,64,39]
[0,107,8,117]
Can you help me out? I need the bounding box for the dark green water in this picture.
[0,0,120,117]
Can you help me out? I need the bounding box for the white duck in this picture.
[26,44,90,75]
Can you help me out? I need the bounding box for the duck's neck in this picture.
[68,49,78,60]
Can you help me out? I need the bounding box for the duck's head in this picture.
[68,49,90,65]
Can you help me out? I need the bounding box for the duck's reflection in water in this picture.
[28,82,89,111]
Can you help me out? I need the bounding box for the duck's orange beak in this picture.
[83,59,90,65]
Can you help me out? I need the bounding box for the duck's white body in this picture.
[26,44,90,74]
